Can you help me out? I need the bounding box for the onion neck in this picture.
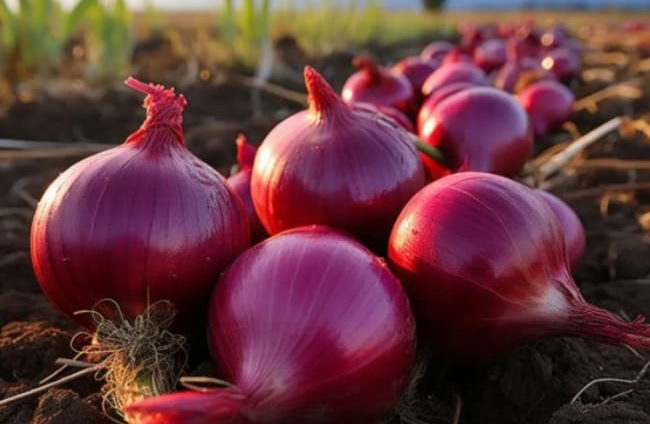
[124,77,187,147]
[125,387,247,424]
[562,300,650,350]
[353,55,383,85]
[304,66,351,123]
[236,134,257,171]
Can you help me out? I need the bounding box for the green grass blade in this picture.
[0,0,17,48]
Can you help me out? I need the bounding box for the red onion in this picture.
[31,78,249,328]
[30,77,250,411]
[251,66,426,250]
[421,62,488,98]
[391,56,440,96]
[418,86,533,177]
[126,226,416,424]
[493,58,555,93]
[541,47,582,82]
[517,80,575,137]
[534,189,586,270]
[473,38,507,72]
[388,172,650,358]
[227,135,268,243]
[420,40,455,61]
[342,55,415,115]
[416,82,475,135]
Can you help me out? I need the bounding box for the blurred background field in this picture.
[1,0,649,88]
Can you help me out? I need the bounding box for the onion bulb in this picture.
[126,226,416,424]
[251,66,426,250]
[418,86,533,177]
[30,77,250,413]
[388,172,650,358]
[342,55,416,115]
[517,80,575,137]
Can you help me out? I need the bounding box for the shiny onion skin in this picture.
[388,172,650,358]
[342,55,415,115]
[534,189,586,270]
[517,80,575,137]
[227,135,268,243]
[251,66,426,250]
[421,62,488,98]
[416,82,476,135]
[418,86,533,177]
[126,226,416,424]
[30,78,250,330]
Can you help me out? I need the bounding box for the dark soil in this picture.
[1,27,650,424]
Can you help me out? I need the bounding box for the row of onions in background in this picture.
[7,19,649,424]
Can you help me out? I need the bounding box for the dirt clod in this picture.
[31,389,113,424]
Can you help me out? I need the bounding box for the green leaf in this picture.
[64,0,98,39]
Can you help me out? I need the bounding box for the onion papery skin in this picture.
[418,86,533,177]
[534,189,586,270]
[30,79,250,330]
[421,62,489,98]
[342,56,416,115]
[517,80,575,137]
[126,226,416,424]
[228,135,269,243]
[388,172,650,358]
[251,66,426,250]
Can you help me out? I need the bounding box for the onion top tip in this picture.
[304,66,343,117]
[352,54,381,80]
[125,76,188,131]
[235,134,256,170]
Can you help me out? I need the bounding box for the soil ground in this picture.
[1,21,650,424]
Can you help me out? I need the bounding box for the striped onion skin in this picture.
[251,66,426,251]
[126,226,416,424]
[30,78,250,330]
